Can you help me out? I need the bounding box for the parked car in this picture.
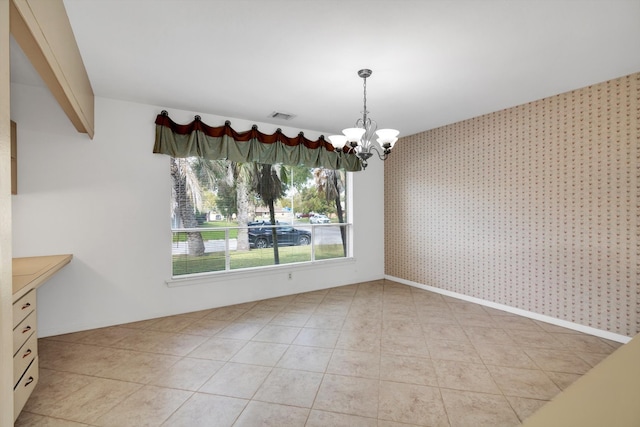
[309,214,330,224]
[248,222,311,249]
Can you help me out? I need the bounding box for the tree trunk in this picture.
[333,173,347,257]
[268,198,280,264]
[235,171,251,251]
[171,159,205,256]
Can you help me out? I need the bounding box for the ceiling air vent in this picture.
[269,111,296,120]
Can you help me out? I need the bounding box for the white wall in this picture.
[11,83,385,337]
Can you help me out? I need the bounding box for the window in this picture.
[171,158,350,277]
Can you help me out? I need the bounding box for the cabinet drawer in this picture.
[13,290,36,328]
[14,357,38,421]
[13,310,36,356]
[14,332,37,387]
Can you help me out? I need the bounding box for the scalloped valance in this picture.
[153,111,362,171]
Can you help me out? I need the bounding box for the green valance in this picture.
[153,111,362,171]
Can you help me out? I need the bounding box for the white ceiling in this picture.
[10,0,640,137]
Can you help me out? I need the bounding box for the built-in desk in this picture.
[12,254,72,421]
[523,332,640,427]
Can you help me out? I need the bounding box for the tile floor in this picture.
[15,279,621,427]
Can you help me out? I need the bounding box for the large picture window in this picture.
[171,158,350,277]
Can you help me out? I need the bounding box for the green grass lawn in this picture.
[173,244,345,276]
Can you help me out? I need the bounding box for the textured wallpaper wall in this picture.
[384,73,639,337]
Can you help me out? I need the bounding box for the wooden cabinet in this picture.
[12,290,38,420]
[12,254,72,421]
[11,120,16,194]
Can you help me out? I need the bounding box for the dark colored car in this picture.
[248,221,311,249]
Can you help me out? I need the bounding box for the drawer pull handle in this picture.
[22,325,32,334]
[21,302,31,310]
[24,376,34,386]
[22,348,32,358]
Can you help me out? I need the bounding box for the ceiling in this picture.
[10,0,640,138]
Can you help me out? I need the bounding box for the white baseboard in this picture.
[385,275,631,344]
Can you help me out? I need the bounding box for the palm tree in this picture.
[171,157,227,256]
[171,157,206,256]
[314,168,347,256]
[226,162,255,251]
[254,163,287,264]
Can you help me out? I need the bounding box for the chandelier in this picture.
[328,69,399,169]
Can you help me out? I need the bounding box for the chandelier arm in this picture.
[369,146,389,161]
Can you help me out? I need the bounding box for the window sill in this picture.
[166,256,356,288]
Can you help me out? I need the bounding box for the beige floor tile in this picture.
[117,318,162,330]
[236,308,280,324]
[76,326,138,346]
[306,409,377,426]
[294,292,328,304]
[577,351,611,367]
[382,319,424,337]
[94,349,180,383]
[423,323,469,342]
[230,341,289,366]
[22,369,94,414]
[314,374,379,418]
[462,326,516,347]
[269,311,312,327]
[233,400,309,426]
[162,393,247,427]
[433,360,500,394]
[293,328,341,348]
[145,314,198,333]
[199,362,272,398]
[147,357,224,390]
[506,329,564,349]
[549,332,618,353]
[381,333,430,357]
[276,345,332,372]
[417,310,459,325]
[181,318,229,336]
[27,281,620,427]
[280,301,319,314]
[251,324,301,344]
[305,313,347,330]
[327,349,380,379]
[505,396,550,423]
[204,306,249,321]
[448,302,488,315]
[490,314,542,331]
[186,336,247,361]
[378,381,449,426]
[113,329,209,356]
[487,365,562,400]
[45,377,142,424]
[253,368,323,407]
[545,371,583,390]
[454,312,499,328]
[215,321,265,340]
[523,347,592,374]
[315,303,351,317]
[38,340,117,375]
[428,339,482,363]
[474,344,538,369]
[94,385,192,426]
[380,354,438,386]
[15,412,91,427]
[341,316,383,333]
[441,388,519,427]
[336,330,381,353]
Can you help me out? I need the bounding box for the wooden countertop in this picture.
[12,254,73,301]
